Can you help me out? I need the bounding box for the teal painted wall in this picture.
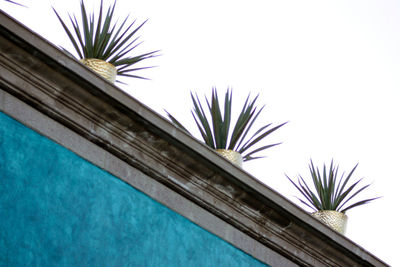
[0,111,268,267]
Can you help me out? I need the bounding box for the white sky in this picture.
[2,0,399,265]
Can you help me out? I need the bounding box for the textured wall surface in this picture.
[0,112,268,267]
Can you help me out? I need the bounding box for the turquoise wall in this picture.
[0,111,268,267]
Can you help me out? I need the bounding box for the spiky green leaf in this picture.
[287,160,379,212]
[165,88,284,162]
[53,0,158,80]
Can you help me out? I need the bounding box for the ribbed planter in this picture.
[216,149,243,167]
[79,58,117,83]
[312,210,348,234]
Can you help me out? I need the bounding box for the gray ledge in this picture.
[0,11,389,267]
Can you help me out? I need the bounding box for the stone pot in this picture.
[312,210,348,234]
[216,149,243,167]
[80,58,117,83]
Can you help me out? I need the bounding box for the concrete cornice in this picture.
[0,11,389,267]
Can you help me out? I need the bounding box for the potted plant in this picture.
[53,0,159,83]
[166,88,286,167]
[286,160,380,234]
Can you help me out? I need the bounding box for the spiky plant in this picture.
[53,0,159,80]
[166,88,286,162]
[4,0,25,6]
[286,160,380,213]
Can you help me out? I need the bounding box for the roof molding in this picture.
[0,11,389,267]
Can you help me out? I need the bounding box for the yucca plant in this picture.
[286,160,379,213]
[166,88,286,162]
[4,0,25,6]
[53,0,159,80]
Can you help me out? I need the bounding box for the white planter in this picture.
[80,58,117,83]
[312,210,348,234]
[216,149,243,167]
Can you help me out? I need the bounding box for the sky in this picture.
[2,0,399,265]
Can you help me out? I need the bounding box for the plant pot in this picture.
[216,149,243,167]
[79,58,117,83]
[312,210,348,234]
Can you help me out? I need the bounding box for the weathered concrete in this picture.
[0,11,389,267]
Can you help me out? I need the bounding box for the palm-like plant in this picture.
[166,88,286,162]
[53,0,159,80]
[4,0,25,6]
[286,160,379,213]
